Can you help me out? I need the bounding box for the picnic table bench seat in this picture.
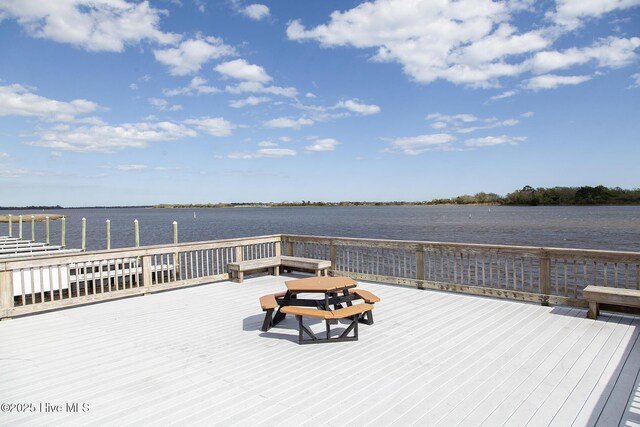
[229,256,331,283]
[280,303,374,344]
[332,288,380,324]
[583,285,640,319]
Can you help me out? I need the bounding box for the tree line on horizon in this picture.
[429,185,640,206]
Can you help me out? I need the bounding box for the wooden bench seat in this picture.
[583,285,640,319]
[259,291,287,331]
[332,288,380,324]
[229,256,331,283]
[280,303,373,344]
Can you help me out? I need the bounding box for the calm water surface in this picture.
[4,206,640,252]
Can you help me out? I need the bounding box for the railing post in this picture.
[416,245,426,287]
[0,270,13,320]
[61,217,66,248]
[141,255,153,293]
[539,252,551,306]
[330,240,337,274]
[81,217,87,251]
[31,215,35,241]
[18,215,23,239]
[286,239,293,256]
[106,219,111,250]
[235,246,244,262]
[8,214,12,237]
[45,216,50,244]
[275,236,282,257]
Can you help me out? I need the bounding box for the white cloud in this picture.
[148,97,183,111]
[242,4,270,21]
[335,99,381,115]
[630,73,640,88]
[387,133,456,155]
[129,83,139,90]
[229,96,270,108]
[225,81,298,98]
[154,35,235,75]
[521,111,534,118]
[0,0,180,52]
[464,135,526,147]
[0,84,99,121]
[183,117,236,136]
[490,90,518,101]
[528,37,640,74]
[163,76,219,96]
[258,141,278,147]
[305,92,317,98]
[229,148,296,159]
[426,112,528,133]
[117,164,148,171]
[551,0,640,30]
[215,59,272,83]
[305,138,340,152]
[263,117,314,129]
[28,121,197,153]
[286,1,640,88]
[524,74,592,90]
[0,152,10,159]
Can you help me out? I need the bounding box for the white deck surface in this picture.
[1,274,639,426]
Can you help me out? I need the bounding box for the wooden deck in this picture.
[0,274,638,426]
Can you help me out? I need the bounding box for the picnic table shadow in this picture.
[243,313,352,343]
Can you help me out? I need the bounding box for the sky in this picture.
[0,0,639,206]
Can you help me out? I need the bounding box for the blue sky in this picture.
[0,0,638,206]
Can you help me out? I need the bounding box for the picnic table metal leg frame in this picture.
[295,314,360,345]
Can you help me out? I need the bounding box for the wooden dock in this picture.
[0,274,638,425]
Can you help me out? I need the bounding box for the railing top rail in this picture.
[0,234,283,270]
[281,234,640,260]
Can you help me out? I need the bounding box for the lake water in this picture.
[4,206,640,252]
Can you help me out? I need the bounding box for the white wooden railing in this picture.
[0,235,281,318]
[2,233,639,318]
[281,235,640,307]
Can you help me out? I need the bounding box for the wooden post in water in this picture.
[106,219,111,250]
[7,214,12,238]
[61,217,66,248]
[45,216,50,244]
[81,218,87,251]
[31,215,35,241]
[173,221,178,244]
[18,215,22,240]
[134,219,140,247]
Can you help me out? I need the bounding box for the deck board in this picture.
[0,274,638,426]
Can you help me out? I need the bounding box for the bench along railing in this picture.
[0,235,281,318]
[282,235,640,307]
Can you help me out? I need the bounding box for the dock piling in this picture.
[45,216,50,244]
[31,215,35,241]
[134,219,140,247]
[8,214,12,237]
[106,219,111,250]
[81,218,87,251]
[61,217,66,248]
[173,221,178,244]
[18,215,23,239]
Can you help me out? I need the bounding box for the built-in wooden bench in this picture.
[259,291,287,331]
[228,256,331,283]
[280,303,374,344]
[583,285,640,319]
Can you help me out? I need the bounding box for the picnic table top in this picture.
[285,276,357,292]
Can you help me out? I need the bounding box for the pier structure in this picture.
[0,234,638,424]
